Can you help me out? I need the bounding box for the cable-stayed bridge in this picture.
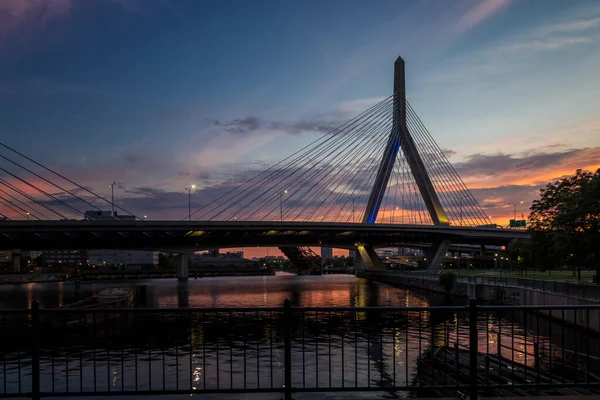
[0,56,528,275]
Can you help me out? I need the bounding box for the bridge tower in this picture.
[361,56,450,269]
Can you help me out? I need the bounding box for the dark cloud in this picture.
[453,147,600,177]
[209,116,341,135]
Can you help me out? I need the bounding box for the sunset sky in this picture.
[1,0,599,257]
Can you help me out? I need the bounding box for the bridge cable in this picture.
[227,98,394,221]
[0,177,65,220]
[232,106,387,221]
[0,192,43,220]
[241,104,390,221]
[189,95,393,221]
[236,98,393,221]
[0,142,139,220]
[323,119,395,223]
[291,105,394,221]
[0,167,85,218]
[407,102,489,225]
[406,102,489,225]
[0,185,50,220]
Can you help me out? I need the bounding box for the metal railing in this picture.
[1,300,600,400]
[373,270,600,300]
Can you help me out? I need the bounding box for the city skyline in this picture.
[1,0,599,248]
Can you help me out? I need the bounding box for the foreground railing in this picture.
[1,300,599,399]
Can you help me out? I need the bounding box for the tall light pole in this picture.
[109,182,116,216]
[507,201,524,221]
[185,185,195,221]
[26,212,30,220]
[276,190,287,222]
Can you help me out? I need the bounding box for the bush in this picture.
[438,271,456,292]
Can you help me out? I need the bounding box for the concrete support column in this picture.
[177,254,189,281]
[480,245,486,259]
[357,245,386,271]
[354,250,364,275]
[12,249,21,273]
[426,239,451,270]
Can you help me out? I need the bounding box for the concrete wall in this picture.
[367,272,600,332]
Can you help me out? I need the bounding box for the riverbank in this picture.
[367,271,600,332]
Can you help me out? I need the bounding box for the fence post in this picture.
[283,299,292,400]
[468,297,478,400]
[31,300,40,400]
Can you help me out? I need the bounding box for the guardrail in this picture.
[1,300,599,400]
[377,270,600,300]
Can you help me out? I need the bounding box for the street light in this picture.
[185,185,196,221]
[109,182,117,216]
[276,190,288,222]
[507,201,524,221]
[26,212,30,220]
[143,215,147,220]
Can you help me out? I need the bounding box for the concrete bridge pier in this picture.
[356,244,386,271]
[12,249,21,272]
[178,254,189,280]
[426,239,450,270]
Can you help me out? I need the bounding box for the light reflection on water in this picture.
[0,274,598,398]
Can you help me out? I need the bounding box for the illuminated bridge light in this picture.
[282,230,297,235]
[298,230,311,235]
[339,231,355,236]
[264,230,280,235]
[186,230,206,237]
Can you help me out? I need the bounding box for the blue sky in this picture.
[0,0,599,226]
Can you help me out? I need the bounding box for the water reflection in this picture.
[0,274,597,397]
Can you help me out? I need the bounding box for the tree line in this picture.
[508,168,600,282]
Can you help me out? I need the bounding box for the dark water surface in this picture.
[0,274,598,399]
[0,273,439,309]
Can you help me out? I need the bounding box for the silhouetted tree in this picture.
[528,169,600,282]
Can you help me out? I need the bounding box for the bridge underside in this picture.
[0,221,527,252]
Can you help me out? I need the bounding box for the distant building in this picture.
[221,251,244,259]
[321,247,333,259]
[84,210,136,221]
[87,250,158,270]
[42,249,87,269]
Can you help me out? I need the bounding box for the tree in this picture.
[528,169,600,282]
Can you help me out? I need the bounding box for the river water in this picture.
[0,273,598,399]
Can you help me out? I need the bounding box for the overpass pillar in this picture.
[12,249,21,273]
[356,245,386,271]
[480,245,486,259]
[426,239,450,270]
[178,254,189,281]
[354,251,365,275]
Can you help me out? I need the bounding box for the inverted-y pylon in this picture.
[364,56,449,225]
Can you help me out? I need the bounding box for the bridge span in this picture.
[0,220,527,251]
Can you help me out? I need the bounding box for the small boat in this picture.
[62,286,136,309]
[57,286,137,328]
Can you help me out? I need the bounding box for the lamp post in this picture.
[507,201,524,222]
[276,190,288,222]
[109,182,116,216]
[143,215,147,221]
[185,185,195,221]
[26,212,30,220]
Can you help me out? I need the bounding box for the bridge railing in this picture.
[377,270,600,300]
[1,300,600,400]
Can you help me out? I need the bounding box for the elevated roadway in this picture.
[0,220,529,252]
